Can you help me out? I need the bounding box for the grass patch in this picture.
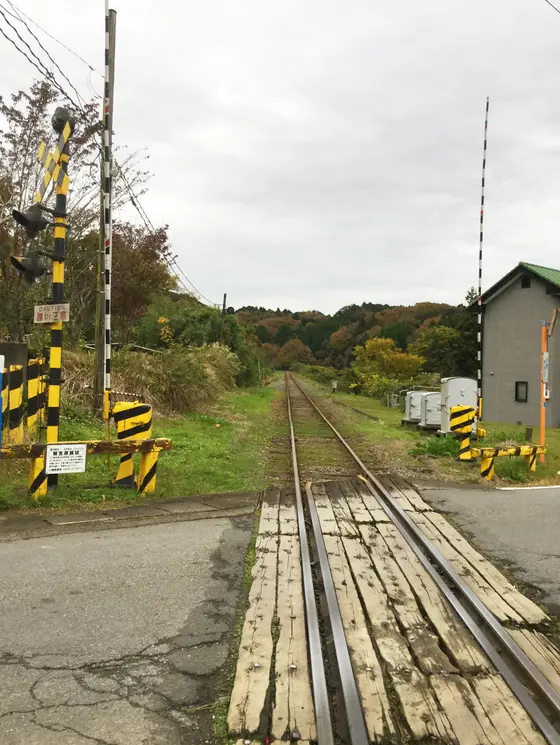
[0,384,280,511]
[295,372,560,485]
[410,436,460,458]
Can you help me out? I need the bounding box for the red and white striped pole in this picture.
[477,97,489,430]
[102,3,116,421]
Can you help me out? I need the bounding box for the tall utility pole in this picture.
[93,5,116,417]
[47,108,74,487]
[220,293,227,342]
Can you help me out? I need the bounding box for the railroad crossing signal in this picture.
[35,120,72,203]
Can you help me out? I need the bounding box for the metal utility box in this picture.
[419,392,441,429]
[440,377,477,434]
[403,391,424,423]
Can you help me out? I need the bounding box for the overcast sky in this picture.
[1,0,560,313]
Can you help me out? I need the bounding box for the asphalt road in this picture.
[420,485,560,614]
[0,516,252,745]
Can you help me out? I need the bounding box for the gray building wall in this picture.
[483,274,560,426]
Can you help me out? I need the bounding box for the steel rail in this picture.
[286,377,334,745]
[289,374,560,745]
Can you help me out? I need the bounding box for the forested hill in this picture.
[236,295,477,377]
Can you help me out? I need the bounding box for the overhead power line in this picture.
[0,2,87,108]
[543,0,560,13]
[0,7,218,308]
[115,165,219,306]
[4,0,102,76]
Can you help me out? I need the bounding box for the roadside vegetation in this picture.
[0,383,281,511]
[297,377,560,486]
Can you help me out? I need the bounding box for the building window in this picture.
[515,381,528,403]
[521,276,531,289]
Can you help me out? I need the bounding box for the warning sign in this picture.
[45,444,87,475]
[34,303,70,324]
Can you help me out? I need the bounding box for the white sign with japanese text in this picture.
[45,444,87,474]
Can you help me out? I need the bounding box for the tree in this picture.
[352,338,424,380]
[277,339,314,368]
[409,326,460,376]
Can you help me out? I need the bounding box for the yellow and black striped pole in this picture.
[45,109,73,488]
[8,364,24,445]
[1,364,8,441]
[112,402,153,486]
[449,405,476,461]
[26,357,43,435]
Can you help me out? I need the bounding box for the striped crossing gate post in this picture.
[8,365,24,445]
[524,446,539,473]
[0,356,4,446]
[1,363,7,444]
[449,405,476,461]
[112,402,152,487]
[479,450,496,481]
[27,357,44,436]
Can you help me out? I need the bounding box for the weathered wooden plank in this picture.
[337,479,376,523]
[326,481,359,537]
[430,673,506,745]
[259,487,280,534]
[343,536,457,740]
[323,534,395,741]
[424,511,547,626]
[355,525,457,675]
[377,475,416,511]
[375,522,489,673]
[411,513,525,625]
[509,629,560,692]
[227,533,278,737]
[472,675,547,744]
[310,482,339,535]
[271,533,316,742]
[385,475,433,512]
[353,479,391,523]
[278,488,298,536]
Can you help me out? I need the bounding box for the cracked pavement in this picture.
[419,485,560,614]
[0,516,252,744]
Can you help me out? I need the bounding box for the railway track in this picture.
[228,374,560,745]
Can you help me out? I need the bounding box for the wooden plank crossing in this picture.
[228,478,559,743]
[271,533,315,741]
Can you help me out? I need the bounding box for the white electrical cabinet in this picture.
[419,392,441,429]
[440,377,477,434]
[404,391,424,423]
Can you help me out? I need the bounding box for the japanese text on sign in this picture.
[45,444,87,474]
[34,303,70,324]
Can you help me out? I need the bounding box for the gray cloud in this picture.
[1,0,560,312]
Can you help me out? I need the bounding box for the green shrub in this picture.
[294,364,339,386]
[410,435,460,458]
[494,457,533,482]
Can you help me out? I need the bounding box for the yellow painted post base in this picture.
[137,448,160,495]
[29,456,47,499]
[450,405,476,461]
[112,402,152,487]
[480,456,495,480]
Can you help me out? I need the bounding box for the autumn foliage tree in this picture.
[277,339,314,368]
[352,338,424,379]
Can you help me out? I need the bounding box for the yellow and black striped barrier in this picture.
[470,445,544,481]
[1,366,8,438]
[7,364,24,445]
[27,357,45,434]
[449,406,545,480]
[449,405,476,461]
[0,437,172,499]
[113,401,154,488]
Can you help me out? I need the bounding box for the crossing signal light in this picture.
[12,204,50,240]
[11,204,50,282]
[10,251,47,283]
